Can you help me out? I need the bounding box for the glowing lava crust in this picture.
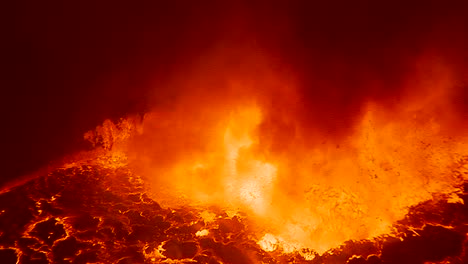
[0,159,467,263]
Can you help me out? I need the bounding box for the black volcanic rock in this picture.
[0,249,18,264]
[162,239,198,259]
[380,225,465,264]
[29,218,67,246]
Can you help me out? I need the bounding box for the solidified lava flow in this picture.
[0,155,467,264]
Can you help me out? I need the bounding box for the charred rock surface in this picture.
[0,164,467,263]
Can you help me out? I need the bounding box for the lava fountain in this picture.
[84,49,468,257]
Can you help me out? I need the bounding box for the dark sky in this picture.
[2,1,468,187]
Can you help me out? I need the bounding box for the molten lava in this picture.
[1,56,467,262]
[80,52,468,257]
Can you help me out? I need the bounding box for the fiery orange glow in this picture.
[84,51,468,256]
